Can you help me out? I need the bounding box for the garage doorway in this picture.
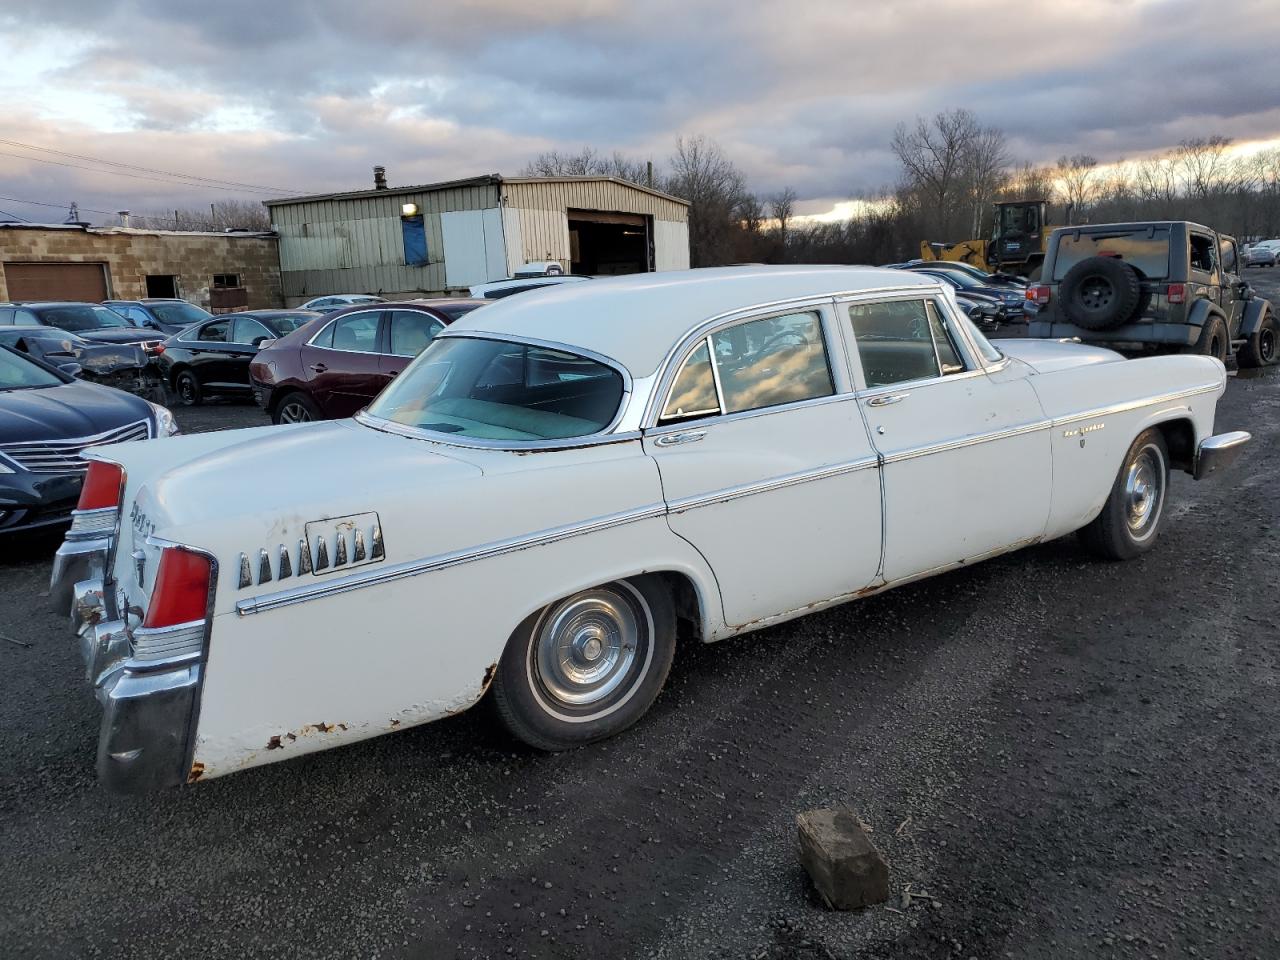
[3,262,109,302]
[567,210,652,275]
[146,274,179,298]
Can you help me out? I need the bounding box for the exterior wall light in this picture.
[401,202,419,217]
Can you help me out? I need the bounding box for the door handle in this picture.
[654,430,707,447]
[866,393,910,407]
[388,370,401,378]
[309,363,328,373]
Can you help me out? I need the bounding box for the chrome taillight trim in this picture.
[66,506,119,541]
[130,620,206,668]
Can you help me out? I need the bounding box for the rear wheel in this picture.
[1184,315,1228,362]
[173,370,202,406]
[1237,311,1278,368]
[491,576,676,751]
[1079,429,1169,561]
[272,392,321,424]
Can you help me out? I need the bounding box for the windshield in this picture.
[0,347,62,390]
[366,337,625,441]
[435,302,484,321]
[37,304,133,332]
[149,302,210,326]
[1054,228,1171,281]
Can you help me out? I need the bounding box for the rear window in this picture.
[1053,229,1171,281]
[366,337,624,441]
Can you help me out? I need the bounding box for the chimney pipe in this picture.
[117,210,130,227]
[373,166,388,190]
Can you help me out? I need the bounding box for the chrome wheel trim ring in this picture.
[527,582,654,724]
[1124,442,1166,542]
[1260,325,1276,363]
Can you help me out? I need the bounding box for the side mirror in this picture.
[252,337,276,350]
[58,361,84,378]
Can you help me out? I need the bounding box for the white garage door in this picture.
[441,209,508,288]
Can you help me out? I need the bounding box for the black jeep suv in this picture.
[1026,221,1276,367]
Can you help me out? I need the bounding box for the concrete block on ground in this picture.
[796,808,889,910]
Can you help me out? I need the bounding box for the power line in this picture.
[0,194,117,216]
[0,137,295,194]
[0,149,289,195]
[0,194,224,230]
[0,208,31,222]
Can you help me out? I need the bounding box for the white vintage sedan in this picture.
[53,266,1249,791]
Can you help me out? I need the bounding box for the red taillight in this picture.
[77,461,124,511]
[150,344,165,356]
[1167,283,1186,304]
[1027,284,1051,305]
[143,548,212,628]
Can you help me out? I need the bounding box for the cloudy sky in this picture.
[2,0,1278,224]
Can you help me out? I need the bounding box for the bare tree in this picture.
[663,135,748,266]
[892,108,1007,239]
[132,199,271,232]
[1056,154,1099,212]
[1174,136,1233,200]
[522,147,651,186]
[769,187,797,257]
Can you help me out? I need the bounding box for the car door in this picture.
[227,316,275,388]
[841,294,1051,583]
[1188,231,1222,314]
[189,319,235,386]
[644,303,883,628]
[1217,236,1245,334]
[380,308,445,381]
[299,309,387,417]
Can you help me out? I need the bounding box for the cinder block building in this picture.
[265,173,691,306]
[0,223,282,311]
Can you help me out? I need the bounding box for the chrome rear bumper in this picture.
[1194,431,1251,480]
[50,536,110,612]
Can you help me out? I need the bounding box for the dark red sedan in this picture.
[249,299,486,424]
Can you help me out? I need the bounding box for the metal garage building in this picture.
[265,173,691,305]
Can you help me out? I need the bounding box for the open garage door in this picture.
[567,210,651,276]
[4,262,109,302]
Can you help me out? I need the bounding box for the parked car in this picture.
[158,310,321,405]
[1242,241,1278,268]
[104,298,213,335]
[298,294,387,312]
[953,292,1006,332]
[0,344,175,541]
[899,259,1027,290]
[52,265,1248,791]
[0,302,165,352]
[0,326,163,399]
[899,267,1028,317]
[469,275,591,299]
[1026,220,1276,367]
[251,298,486,423]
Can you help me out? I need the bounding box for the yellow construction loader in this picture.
[920,199,1063,279]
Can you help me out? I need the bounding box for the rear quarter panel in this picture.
[1029,354,1224,539]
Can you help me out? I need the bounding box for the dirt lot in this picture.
[2,282,1279,959]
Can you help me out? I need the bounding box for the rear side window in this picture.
[659,311,834,422]
[1053,229,1171,281]
[1190,234,1218,274]
[389,310,444,357]
[0,307,13,325]
[198,320,229,342]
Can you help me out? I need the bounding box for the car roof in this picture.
[21,301,107,308]
[226,309,321,318]
[445,266,940,376]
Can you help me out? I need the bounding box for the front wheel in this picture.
[1079,428,1170,560]
[491,576,676,751]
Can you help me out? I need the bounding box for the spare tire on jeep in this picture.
[1059,256,1143,331]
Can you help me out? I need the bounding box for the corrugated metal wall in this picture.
[268,183,499,302]
[269,179,689,303]
[654,220,691,271]
[503,180,688,223]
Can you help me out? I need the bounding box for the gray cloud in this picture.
[1,0,1279,222]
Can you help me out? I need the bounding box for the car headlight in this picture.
[147,401,180,437]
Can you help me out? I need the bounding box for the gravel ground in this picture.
[2,283,1279,959]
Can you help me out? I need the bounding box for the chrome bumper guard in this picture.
[50,536,109,612]
[1194,431,1251,480]
[95,664,201,793]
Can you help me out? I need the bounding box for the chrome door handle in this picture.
[866,393,909,407]
[655,430,707,447]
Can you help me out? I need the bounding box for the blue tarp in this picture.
[401,216,427,266]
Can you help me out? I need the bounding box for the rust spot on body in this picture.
[187,762,205,783]
[390,719,401,727]
[267,735,283,750]
[482,662,498,688]
[313,721,333,733]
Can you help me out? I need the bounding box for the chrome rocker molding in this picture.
[1193,431,1251,480]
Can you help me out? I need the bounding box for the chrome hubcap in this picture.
[1124,445,1165,540]
[534,588,640,707]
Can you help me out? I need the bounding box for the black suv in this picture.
[1026,221,1276,367]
